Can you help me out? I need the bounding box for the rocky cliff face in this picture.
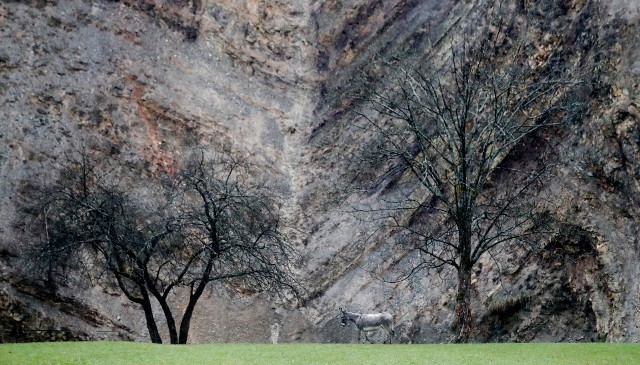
[1,0,639,343]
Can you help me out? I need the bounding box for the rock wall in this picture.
[1,0,639,343]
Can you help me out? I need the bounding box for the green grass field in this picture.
[0,342,638,365]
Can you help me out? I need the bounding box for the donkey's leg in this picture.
[364,332,373,344]
[383,325,392,344]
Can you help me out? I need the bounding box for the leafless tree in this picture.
[346,24,587,342]
[23,149,298,344]
[172,150,299,343]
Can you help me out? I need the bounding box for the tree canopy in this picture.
[23,149,299,344]
[346,23,587,342]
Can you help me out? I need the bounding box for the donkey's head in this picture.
[339,307,349,327]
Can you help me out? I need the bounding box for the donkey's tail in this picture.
[391,314,397,336]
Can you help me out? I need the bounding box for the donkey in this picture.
[340,307,395,344]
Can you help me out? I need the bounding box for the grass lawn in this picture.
[0,342,638,365]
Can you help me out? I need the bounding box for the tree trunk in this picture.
[178,302,195,344]
[140,292,163,344]
[178,250,217,344]
[156,297,179,344]
[454,210,474,343]
[454,263,473,343]
[177,290,205,344]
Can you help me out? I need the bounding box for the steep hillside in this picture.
[1,0,639,343]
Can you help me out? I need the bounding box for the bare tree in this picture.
[23,149,298,344]
[172,150,299,343]
[346,25,586,342]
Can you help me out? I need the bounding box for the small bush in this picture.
[488,294,532,317]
